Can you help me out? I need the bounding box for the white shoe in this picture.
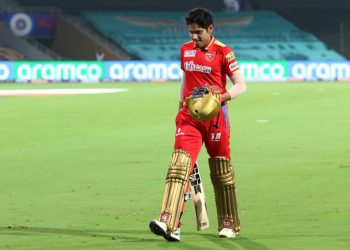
[168,228,180,241]
[149,220,180,242]
[219,228,236,238]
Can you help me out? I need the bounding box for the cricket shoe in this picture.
[149,220,180,242]
[218,228,236,238]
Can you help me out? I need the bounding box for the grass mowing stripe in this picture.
[0,82,349,249]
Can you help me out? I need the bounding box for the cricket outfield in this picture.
[0,82,349,249]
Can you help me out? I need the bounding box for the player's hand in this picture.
[220,92,231,102]
[186,85,221,121]
[179,101,185,110]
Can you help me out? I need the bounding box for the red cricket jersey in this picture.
[180,36,239,99]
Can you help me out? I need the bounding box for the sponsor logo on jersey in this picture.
[205,52,216,62]
[210,132,221,142]
[175,127,185,136]
[184,50,196,57]
[184,61,212,73]
[229,62,239,72]
[225,52,235,62]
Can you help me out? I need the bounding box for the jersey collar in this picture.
[204,36,215,51]
[192,36,215,51]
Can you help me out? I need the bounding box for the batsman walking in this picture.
[149,7,247,241]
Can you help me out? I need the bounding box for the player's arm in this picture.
[221,69,247,102]
[179,73,186,110]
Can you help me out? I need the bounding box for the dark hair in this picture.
[185,7,213,29]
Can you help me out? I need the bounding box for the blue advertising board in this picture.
[0,60,350,82]
[106,61,182,81]
[0,12,54,38]
[0,62,13,81]
[289,61,350,81]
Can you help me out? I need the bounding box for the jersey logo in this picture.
[175,127,185,136]
[225,52,235,62]
[184,50,196,57]
[229,62,239,71]
[211,132,221,142]
[205,52,216,62]
[184,61,212,73]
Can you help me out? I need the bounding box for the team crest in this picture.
[205,52,216,62]
[160,212,170,222]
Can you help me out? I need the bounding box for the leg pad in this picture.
[160,149,191,232]
[209,157,240,231]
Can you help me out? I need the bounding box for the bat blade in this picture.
[189,162,209,231]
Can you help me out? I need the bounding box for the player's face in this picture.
[187,24,213,49]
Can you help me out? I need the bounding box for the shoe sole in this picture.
[149,221,179,242]
[219,234,236,238]
[219,229,236,238]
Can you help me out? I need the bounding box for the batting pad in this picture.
[209,157,240,232]
[160,149,191,232]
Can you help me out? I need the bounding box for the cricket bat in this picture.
[189,162,210,231]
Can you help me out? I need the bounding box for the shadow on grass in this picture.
[0,226,157,243]
[198,233,270,250]
[0,226,269,249]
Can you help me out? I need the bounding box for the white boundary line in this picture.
[0,88,128,96]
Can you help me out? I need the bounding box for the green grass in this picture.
[0,82,349,249]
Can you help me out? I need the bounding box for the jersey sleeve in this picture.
[222,46,239,77]
[180,45,184,71]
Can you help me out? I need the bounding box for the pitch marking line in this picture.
[0,88,128,96]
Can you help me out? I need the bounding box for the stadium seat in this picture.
[82,10,345,61]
